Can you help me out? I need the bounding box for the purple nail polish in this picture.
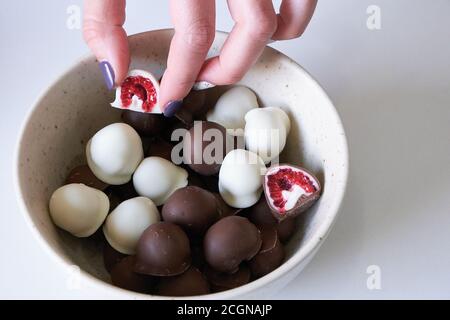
[99,61,115,90]
[163,100,183,118]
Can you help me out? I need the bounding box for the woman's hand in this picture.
[83,0,317,116]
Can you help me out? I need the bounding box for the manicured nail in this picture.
[99,61,115,90]
[163,100,183,117]
[192,81,216,91]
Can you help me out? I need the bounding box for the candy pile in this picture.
[48,70,321,296]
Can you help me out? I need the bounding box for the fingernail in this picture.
[99,61,115,90]
[163,100,183,118]
[193,81,216,91]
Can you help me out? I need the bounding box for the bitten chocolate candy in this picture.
[183,121,231,176]
[134,222,191,276]
[249,226,285,278]
[122,110,166,136]
[263,164,321,221]
[103,242,128,273]
[247,197,296,243]
[66,165,109,191]
[156,266,210,297]
[110,256,155,293]
[204,216,261,273]
[204,264,251,293]
[162,186,220,236]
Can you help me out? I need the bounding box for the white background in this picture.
[1,0,450,299]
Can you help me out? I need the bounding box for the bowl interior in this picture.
[16,30,348,298]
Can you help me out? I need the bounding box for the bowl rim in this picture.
[14,29,349,299]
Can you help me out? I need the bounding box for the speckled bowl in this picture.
[14,30,348,299]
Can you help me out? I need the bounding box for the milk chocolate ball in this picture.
[183,121,230,176]
[157,266,210,296]
[175,107,194,126]
[162,186,220,236]
[204,216,261,273]
[122,110,166,136]
[110,256,155,293]
[66,165,109,191]
[249,226,285,278]
[183,90,207,116]
[247,197,296,243]
[204,264,251,293]
[134,222,191,276]
[171,89,211,124]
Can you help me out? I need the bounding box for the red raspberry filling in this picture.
[120,75,158,112]
[266,168,317,213]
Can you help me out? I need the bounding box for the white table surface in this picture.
[1,0,449,299]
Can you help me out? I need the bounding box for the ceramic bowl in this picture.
[14,30,348,299]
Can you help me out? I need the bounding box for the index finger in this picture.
[159,0,216,116]
[272,0,317,40]
[196,0,277,86]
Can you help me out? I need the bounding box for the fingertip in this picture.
[272,0,317,40]
[160,0,216,110]
[162,100,184,118]
[106,28,130,86]
[83,19,129,88]
[159,74,183,118]
[98,61,115,90]
[158,69,190,109]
